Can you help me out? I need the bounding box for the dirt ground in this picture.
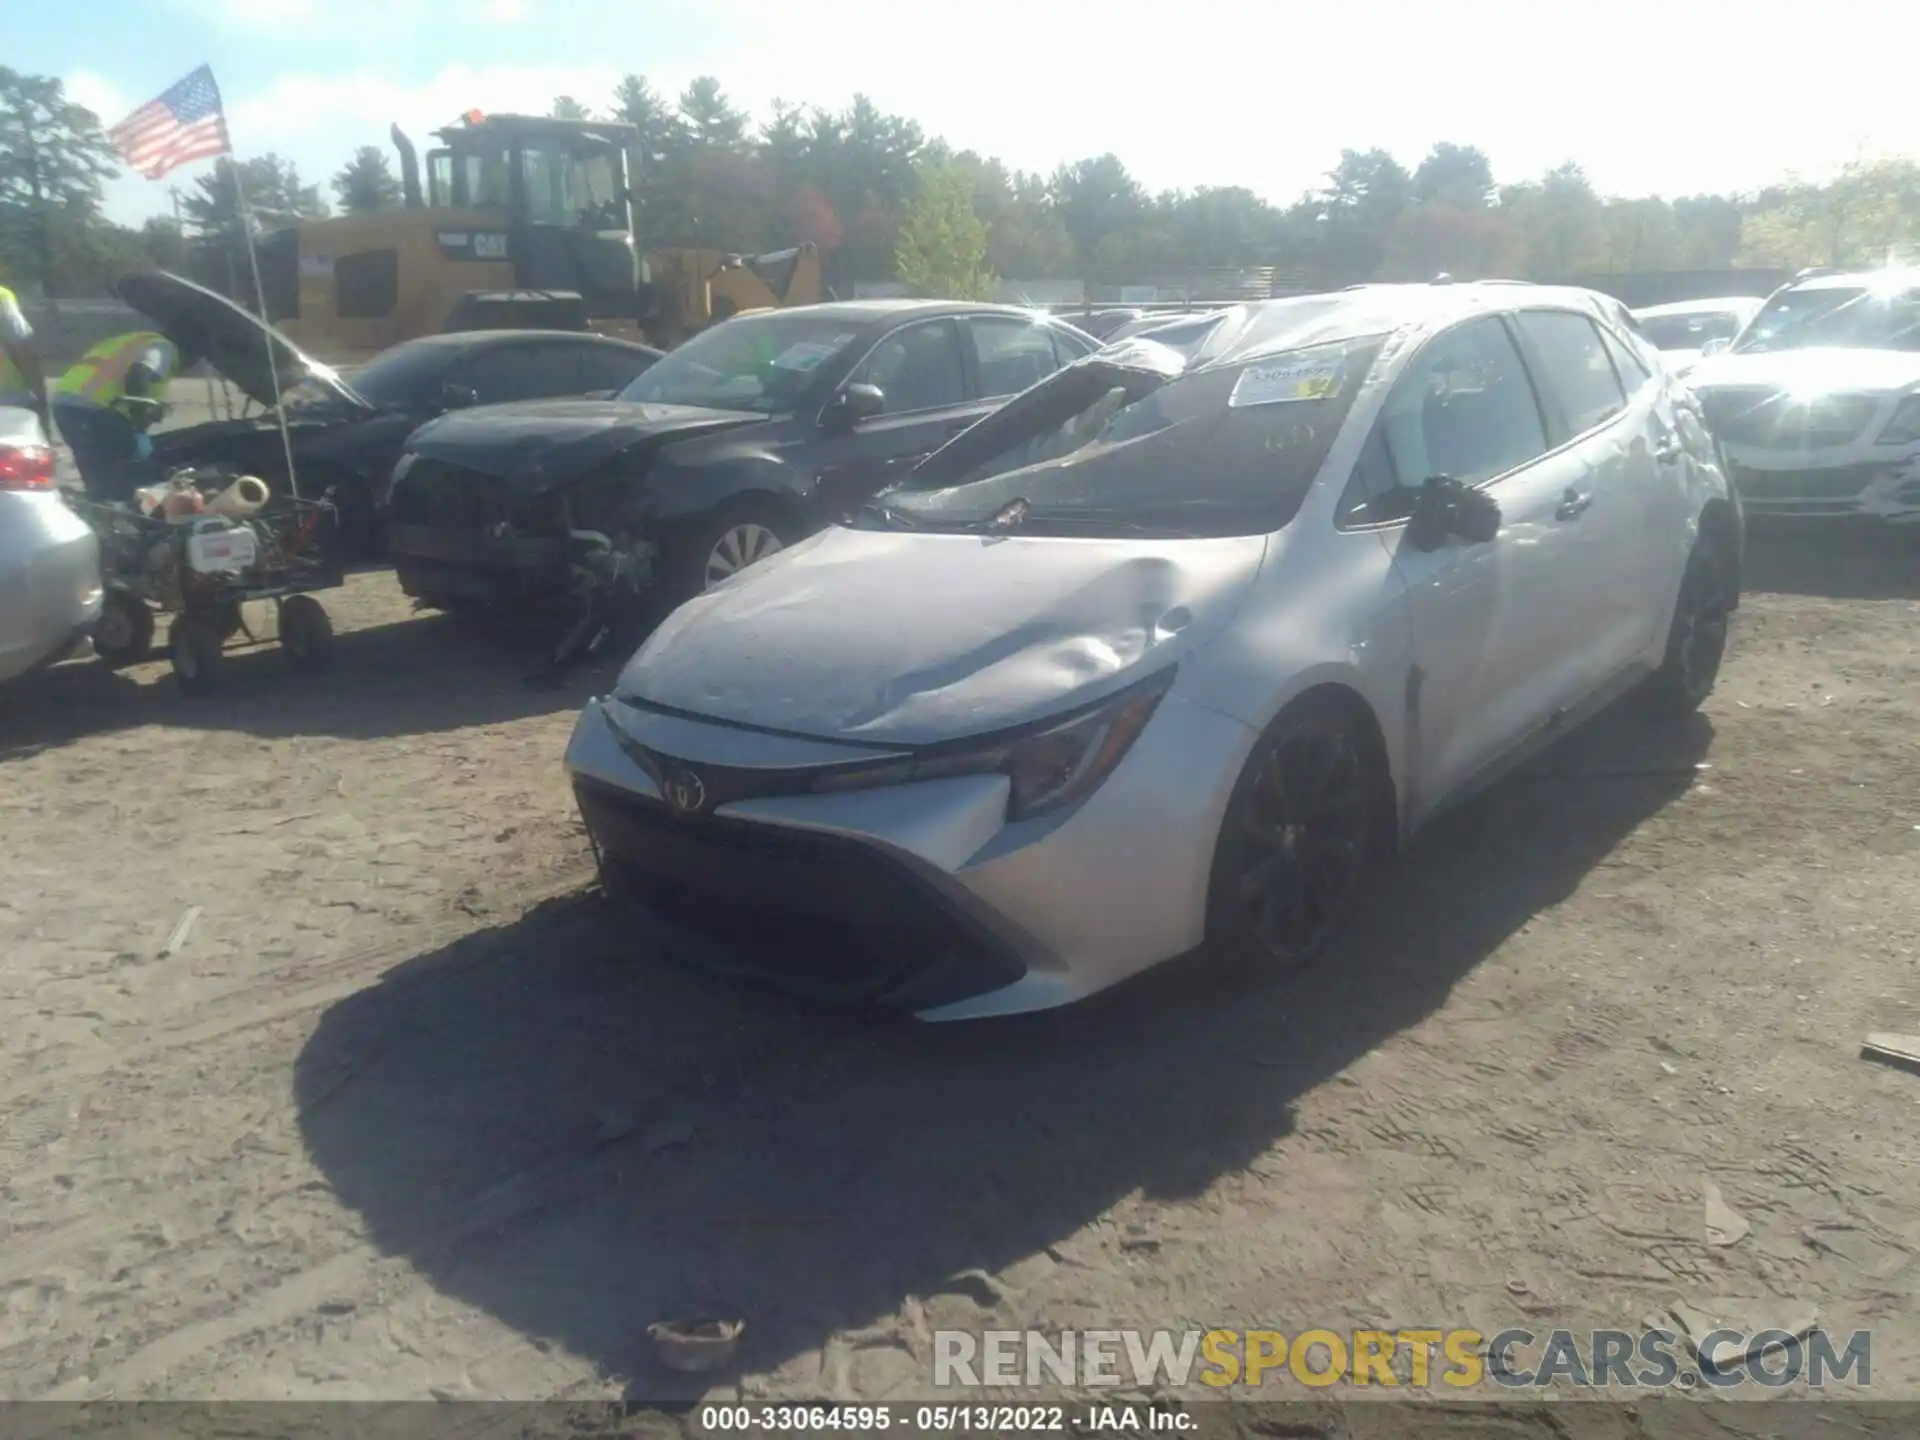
[1,527,1917,1414]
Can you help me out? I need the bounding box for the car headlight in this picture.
[809,666,1175,820]
[1875,395,1920,447]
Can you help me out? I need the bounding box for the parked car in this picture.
[116,272,662,554]
[1104,308,1235,356]
[563,282,1742,1020]
[1,406,102,685]
[1056,308,1154,342]
[1686,266,1920,524]
[1631,297,1763,376]
[385,300,1099,615]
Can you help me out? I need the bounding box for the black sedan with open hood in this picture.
[120,271,659,554]
[384,300,1098,617]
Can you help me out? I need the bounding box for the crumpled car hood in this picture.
[406,399,764,496]
[1688,348,1920,397]
[616,525,1269,746]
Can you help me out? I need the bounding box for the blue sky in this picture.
[17,0,1918,229]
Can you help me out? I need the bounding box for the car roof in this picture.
[1785,267,1920,293]
[773,299,1073,324]
[1633,297,1762,319]
[399,330,656,351]
[1186,281,1634,372]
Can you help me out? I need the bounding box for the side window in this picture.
[969,316,1066,399]
[576,342,655,394]
[1597,324,1652,393]
[452,344,582,405]
[1515,310,1628,435]
[1048,324,1095,369]
[1344,316,1548,523]
[850,320,968,414]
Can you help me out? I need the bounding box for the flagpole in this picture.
[231,165,300,499]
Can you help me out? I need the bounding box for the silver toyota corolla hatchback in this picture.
[565,282,1741,1020]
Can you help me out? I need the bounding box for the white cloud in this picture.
[484,0,527,19]
[64,71,130,129]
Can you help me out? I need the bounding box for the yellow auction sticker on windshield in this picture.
[1230,356,1344,407]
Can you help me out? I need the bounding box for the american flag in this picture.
[109,66,231,180]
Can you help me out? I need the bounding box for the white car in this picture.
[1686,268,1920,524]
[1,405,102,685]
[1632,296,1764,376]
[564,283,1741,1020]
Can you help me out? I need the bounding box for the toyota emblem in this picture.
[661,766,707,815]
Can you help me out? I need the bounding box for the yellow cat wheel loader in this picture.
[224,111,820,362]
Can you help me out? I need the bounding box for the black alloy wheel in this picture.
[1210,698,1376,969]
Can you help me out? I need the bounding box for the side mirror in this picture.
[439,382,480,411]
[1700,337,1732,357]
[1408,475,1502,552]
[822,382,885,433]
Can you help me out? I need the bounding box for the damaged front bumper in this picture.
[1727,452,1920,524]
[562,691,1255,1020]
[387,457,656,611]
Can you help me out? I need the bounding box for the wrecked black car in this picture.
[120,272,661,555]
[384,301,1099,637]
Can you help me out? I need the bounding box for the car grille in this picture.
[388,457,513,529]
[573,776,1025,1011]
[1698,388,1880,448]
[1730,464,1884,500]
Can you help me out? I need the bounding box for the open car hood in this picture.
[113,270,364,414]
[405,399,766,497]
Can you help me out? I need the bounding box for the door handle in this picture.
[1556,488,1593,521]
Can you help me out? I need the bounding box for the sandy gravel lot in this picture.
[1,528,1917,1420]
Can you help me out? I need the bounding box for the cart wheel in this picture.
[93,591,155,669]
[279,594,335,674]
[168,616,225,695]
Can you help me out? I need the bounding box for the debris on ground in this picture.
[1703,1180,1751,1247]
[157,904,201,959]
[1860,1032,1920,1075]
[1666,1300,1817,1370]
[648,1318,744,1373]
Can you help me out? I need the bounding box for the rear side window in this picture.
[1598,324,1652,390]
[453,343,586,405]
[969,316,1067,399]
[576,342,656,393]
[1515,310,1627,436]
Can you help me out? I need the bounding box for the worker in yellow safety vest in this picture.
[0,283,54,437]
[57,330,180,418]
[53,332,181,504]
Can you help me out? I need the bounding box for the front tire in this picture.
[1645,544,1731,717]
[1206,695,1382,973]
[663,501,796,607]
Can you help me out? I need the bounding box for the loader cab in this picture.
[411,113,648,329]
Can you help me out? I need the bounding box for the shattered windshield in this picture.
[869,336,1383,539]
[1641,311,1746,351]
[1733,284,1920,353]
